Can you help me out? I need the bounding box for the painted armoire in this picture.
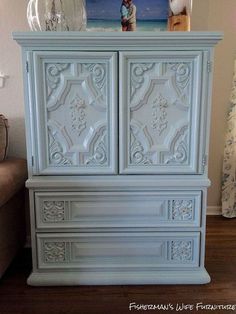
[13,32,222,285]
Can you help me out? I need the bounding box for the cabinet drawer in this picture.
[37,232,200,270]
[35,191,201,229]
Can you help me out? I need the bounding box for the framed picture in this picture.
[86,0,169,31]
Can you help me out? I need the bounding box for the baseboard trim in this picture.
[207,206,221,215]
[27,269,211,286]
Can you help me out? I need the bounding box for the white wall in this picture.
[192,0,236,206]
[1,0,236,208]
[0,0,29,157]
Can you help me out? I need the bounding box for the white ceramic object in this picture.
[169,0,192,15]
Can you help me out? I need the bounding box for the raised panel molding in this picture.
[120,51,202,174]
[34,52,117,174]
[45,61,108,167]
[35,191,201,229]
[38,233,199,269]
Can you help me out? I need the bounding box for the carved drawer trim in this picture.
[35,191,202,229]
[37,232,200,270]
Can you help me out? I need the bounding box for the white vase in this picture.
[169,0,192,15]
[27,0,87,31]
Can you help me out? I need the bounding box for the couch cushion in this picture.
[0,158,27,207]
[0,115,9,161]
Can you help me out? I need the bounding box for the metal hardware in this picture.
[202,154,207,171]
[207,61,212,73]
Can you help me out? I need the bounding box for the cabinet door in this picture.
[31,52,117,175]
[119,51,203,174]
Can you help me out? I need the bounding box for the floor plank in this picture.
[0,216,235,314]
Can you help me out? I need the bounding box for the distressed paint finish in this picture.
[13,32,222,286]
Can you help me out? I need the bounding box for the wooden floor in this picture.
[0,216,236,314]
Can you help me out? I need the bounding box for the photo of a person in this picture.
[120,0,130,31]
[86,0,168,32]
[120,0,137,31]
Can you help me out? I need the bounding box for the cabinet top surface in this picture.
[13,31,223,49]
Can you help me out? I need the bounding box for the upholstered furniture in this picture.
[14,32,222,285]
[0,115,9,161]
[0,115,27,278]
[0,158,27,278]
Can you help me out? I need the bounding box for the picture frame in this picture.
[86,0,169,32]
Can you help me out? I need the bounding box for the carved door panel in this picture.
[119,51,203,174]
[32,52,117,175]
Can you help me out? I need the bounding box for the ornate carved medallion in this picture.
[171,200,194,221]
[70,94,87,136]
[151,94,169,135]
[43,201,65,222]
[170,240,193,262]
[44,242,66,263]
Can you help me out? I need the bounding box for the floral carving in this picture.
[83,63,106,90]
[48,128,72,166]
[170,200,193,220]
[46,63,69,98]
[151,94,169,135]
[85,128,108,165]
[44,242,66,263]
[70,94,87,136]
[130,129,153,165]
[43,201,65,222]
[165,125,189,165]
[131,63,155,101]
[170,241,193,262]
[167,63,191,102]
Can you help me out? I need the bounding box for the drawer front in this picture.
[35,191,201,229]
[37,232,200,270]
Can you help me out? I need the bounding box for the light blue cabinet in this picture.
[14,32,222,286]
[28,49,208,175]
[32,52,118,175]
[119,51,203,174]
